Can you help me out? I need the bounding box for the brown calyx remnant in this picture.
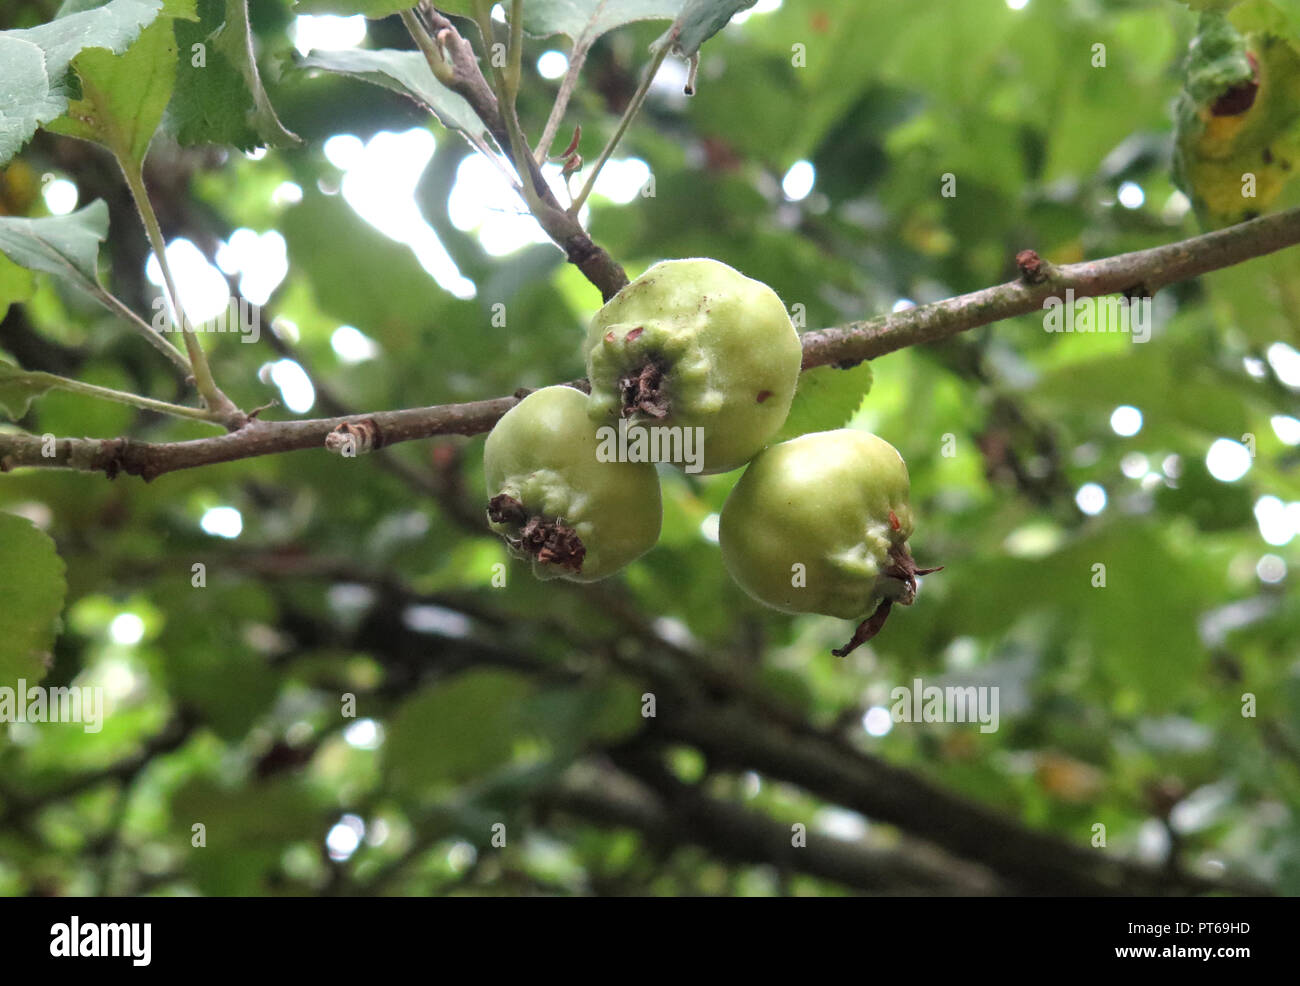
[486,494,586,572]
[487,493,527,525]
[619,359,670,419]
[831,543,943,658]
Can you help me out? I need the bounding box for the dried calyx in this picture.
[486,493,586,573]
[618,357,670,419]
[583,258,802,474]
[831,542,943,658]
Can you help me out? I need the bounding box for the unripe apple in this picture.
[484,385,661,582]
[719,429,940,655]
[584,258,801,474]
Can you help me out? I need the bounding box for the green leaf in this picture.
[47,18,178,169]
[384,669,643,797]
[154,581,279,741]
[775,360,874,441]
[16,0,164,66]
[168,8,257,147]
[292,0,418,16]
[386,669,535,792]
[0,512,67,691]
[577,677,645,744]
[0,360,55,420]
[0,39,57,169]
[518,677,645,752]
[169,0,300,150]
[1230,0,1298,31]
[658,0,754,57]
[57,0,198,15]
[0,200,110,299]
[0,0,168,166]
[1029,347,1250,444]
[0,253,36,320]
[295,48,489,140]
[172,777,321,849]
[1173,0,1243,10]
[169,776,324,894]
[522,0,684,41]
[167,0,299,151]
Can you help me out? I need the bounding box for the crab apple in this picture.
[718,429,941,656]
[583,258,802,474]
[484,385,662,582]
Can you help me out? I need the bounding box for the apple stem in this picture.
[832,600,894,658]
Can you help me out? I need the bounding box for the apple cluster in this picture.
[483,258,938,653]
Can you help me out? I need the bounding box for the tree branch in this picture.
[0,391,524,479]
[419,4,630,301]
[798,205,1300,369]
[4,206,1300,480]
[652,698,1273,896]
[544,761,1002,895]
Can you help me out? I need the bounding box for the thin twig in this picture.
[96,287,193,377]
[505,0,525,100]
[121,163,244,427]
[401,7,521,191]
[400,7,455,85]
[472,0,543,211]
[535,34,594,164]
[569,40,671,214]
[10,369,226,423]
[418,8,630,299]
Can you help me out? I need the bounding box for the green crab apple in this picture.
[583,258,802,474]
[484,385,661,582]
[718,429,941,656]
